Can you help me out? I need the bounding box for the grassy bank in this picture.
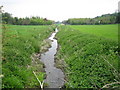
[56,25,119,88]
[2,25,54,88]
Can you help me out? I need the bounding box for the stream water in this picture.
[40,28,65,88]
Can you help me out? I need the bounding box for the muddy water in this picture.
[40,28,65,88]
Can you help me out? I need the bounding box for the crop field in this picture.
[56,24,119,88]
[69,24,118,41]
[2,25,54,88]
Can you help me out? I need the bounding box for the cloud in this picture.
[1,0,119,21]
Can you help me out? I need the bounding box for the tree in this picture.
[2,12,12,24]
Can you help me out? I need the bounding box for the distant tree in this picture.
[2,12,13,24]
[65,13,117,25]
[22,18,30,25]
[12,17,19,25]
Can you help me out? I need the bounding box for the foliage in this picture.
[63,13,118,25]
[2,12,54,25]
[56,25,119,88]
[2,25,54,88]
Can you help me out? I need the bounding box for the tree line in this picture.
[63,13,120,25]
[2,12,54,25]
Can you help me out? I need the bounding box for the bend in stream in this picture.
[40,28,65,88]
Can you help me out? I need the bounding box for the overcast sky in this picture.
[1,0,119,21]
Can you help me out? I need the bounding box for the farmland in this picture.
[2,25,54,88]
[56,24,119,88]
[69,24,118,41]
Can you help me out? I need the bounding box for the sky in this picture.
[0,0,119,21]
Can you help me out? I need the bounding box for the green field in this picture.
[2,25,54,88]
[2,24,119,88]
[69,24,118,41]
[56,24,119,88]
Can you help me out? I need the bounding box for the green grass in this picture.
[56,25,119,88]
[69,24,118,41]
[2,25,54,88]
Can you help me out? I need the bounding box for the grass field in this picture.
[2,24,119,88]
[56,24,119,88]
[69,24,118,41]
[2,25,54,88]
